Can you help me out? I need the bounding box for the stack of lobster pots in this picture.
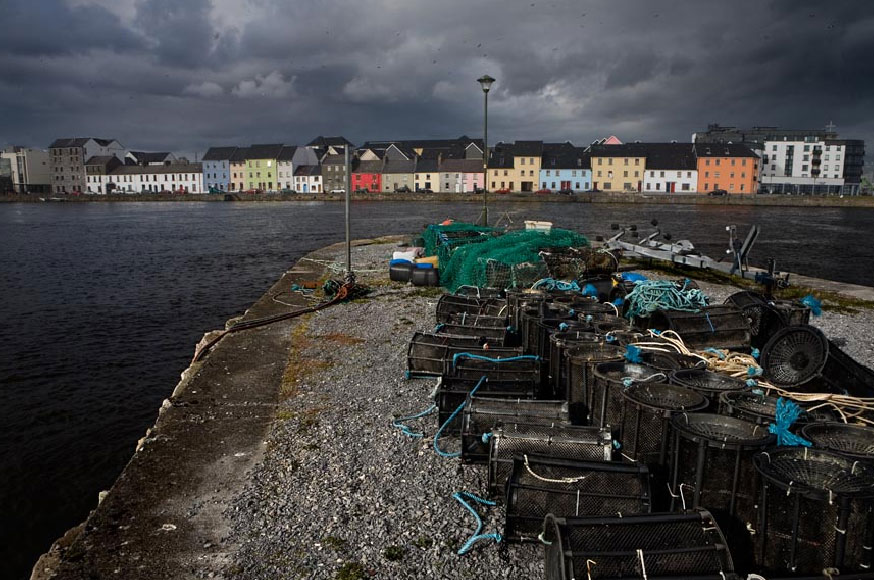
[404,284,874,580]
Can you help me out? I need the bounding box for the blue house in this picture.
[539,143,592,192]
[201,146,237,192]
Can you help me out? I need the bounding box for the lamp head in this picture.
[477,75,496,93]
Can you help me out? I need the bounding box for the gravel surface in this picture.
[226,244,873,580]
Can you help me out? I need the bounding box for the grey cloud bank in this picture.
[1,0,873,160]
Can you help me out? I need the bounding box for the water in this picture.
[1,200,872,578]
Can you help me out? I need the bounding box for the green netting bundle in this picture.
[440,228,590,292]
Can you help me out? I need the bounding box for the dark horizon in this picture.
[2,0,873,166]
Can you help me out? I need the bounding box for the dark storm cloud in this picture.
[1,0,874,160]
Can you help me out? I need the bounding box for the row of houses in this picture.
[32,127,867,196]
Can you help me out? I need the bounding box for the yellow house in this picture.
[229,147,248,191]
[486,140,542,192]
[589,144,647,192]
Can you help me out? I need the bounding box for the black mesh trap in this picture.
[648,305,752,351]
[617,383,708,466]
[760,325,829,387]
[548,331,601,405]
[505,288,547,332]
[434,321,509,345]
[504,456,650,542]
[448,312,508,328]
[460,397,570,464]
[754,447,874,575]
[819,339,874,398]
[487,424,612,497]
[541,509,736,580]
[669,413,774,572]
[718,390,778,426]
[407,332,521,376]
[594,319,630,335]
[447,350,540,385]
[435,293,504,323]
[564,344,625,422]
[801,422,874,462]
[590,361,666,429]
[670,369,748,412]
[435,377,536,433]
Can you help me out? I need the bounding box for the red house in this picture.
[351,160,383,192]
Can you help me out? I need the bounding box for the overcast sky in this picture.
[1,0,873,160]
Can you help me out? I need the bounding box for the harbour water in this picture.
[1,201,872,578]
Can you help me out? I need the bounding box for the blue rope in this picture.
[768,398,813,447]
[623,280,709,320]
[434,323,445,333]
[433,376,487,458]
[624,345,643,363]
[751,347,760,360]
[704,347,726,360]
[392,404,437,438]
[452,491,502,555]
[451,352,539,370]
[582,283,598,297]
[747,365,763,377]
[704,311,715,333]
[801,294,823,317]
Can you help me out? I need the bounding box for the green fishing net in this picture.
[422,222,500,266]
[436,227,590,292]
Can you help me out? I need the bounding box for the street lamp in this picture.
[477,74,495,226]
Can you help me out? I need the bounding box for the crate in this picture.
[406,332,514,376]
[504,456,650,542]
[487,424,611,496]
[460,397,570,463]
[542,510,736,580]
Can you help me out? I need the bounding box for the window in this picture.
[714,172,720,178]
[705,171,709,178]
[741,184,745,191]
[598,158,603,165]
[741,172,746,178]
[597,171,602,177]
[551,182,556,188]
[503,170,508,176]
[634,171,639,177]
[659,171,664,177]
[742,159,747,166]
[546,170,550,176]
[682,183,690,191]
[624,158,629,166]
[730,173,735,179]
[608,158,613,166]
[705,159,710,166]
[802,165,808,172]
[656,183,661,190]
[256,160,260,168]
[704,183,709,190]
[572,171,577,177]
[603,182,612,189]
[529,157,534,164]
[687,172,692,178]
[715,159,721,166]
[624,182,632,190]
[521,158,526,165]
[623,171,628,177]
[677,172,681,178]
[731,159,736,166]
[803,154,809,161]
[634,159,640,166]
[542,182,547,188]
[649,171,654,177]
[804,145,810,152]
[730,183,735,190]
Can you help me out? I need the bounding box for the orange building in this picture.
[694,143,759,194]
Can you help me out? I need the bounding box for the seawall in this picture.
[3,191,874,207]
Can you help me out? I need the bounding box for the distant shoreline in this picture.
[3,192,874,207]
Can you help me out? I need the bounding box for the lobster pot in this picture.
[549,331,601,404]
[759,325,829,388]
[434,322,509,345]
[718,390,778,426]
[617,383,707,467]
[565,344,625,420]
[648,305,751,351]
[542,510,736,580]
[406,332,520,376]
[669,413,773,569]
[505,457,650,542]
[593,319,629,335]
[448,312,508,328]
[506,288,547,333]
[447,352,540,388]
[487,424,612,496]
[535,319,590,396]
[801,422,874,462]
[575,302,620,325]
[454,285,503,299]
[605,329,646,346]
[725,291,811,349]
[590,361,665,430]
[754,447,874,575]
[461,398,570,464]
[435,294,504,323]
[670,369,748,412]
[639,350,691,372]
[435,378,536,433]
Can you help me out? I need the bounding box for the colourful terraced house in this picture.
[244,144,283,191]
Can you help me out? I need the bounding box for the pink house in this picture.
[439,158,484,193]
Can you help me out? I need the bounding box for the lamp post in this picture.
[477,74,495,226]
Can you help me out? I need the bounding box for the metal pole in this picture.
[345,145,353,282]
[482,89,489,226]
